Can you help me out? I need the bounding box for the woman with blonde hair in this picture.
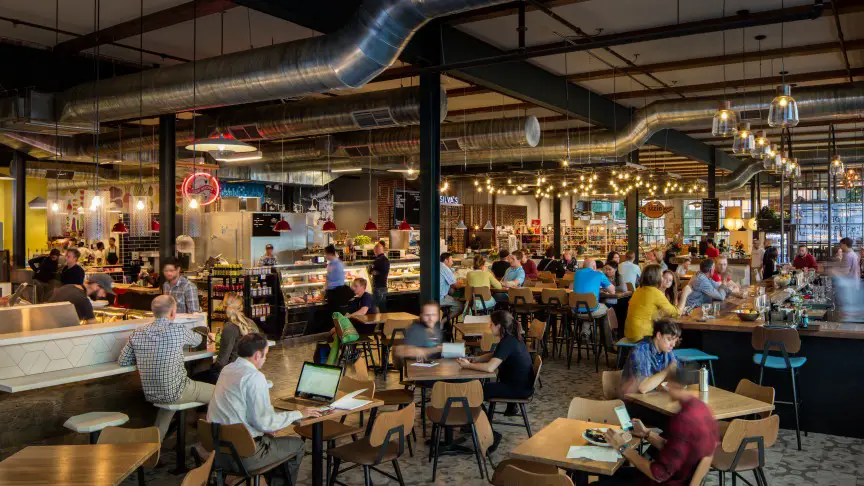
[208,292,260,380]
[465,253,501,313]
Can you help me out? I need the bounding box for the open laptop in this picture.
[294,362,343,403]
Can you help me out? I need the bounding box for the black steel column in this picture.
[750,176,757,218]
[707,149,717,239]
[553,196,562,257]
[517,3,527,49]
[11,152,26,268]
[419,72,441,304]
[158,114,176,264]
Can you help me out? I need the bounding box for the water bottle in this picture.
[698,366,709,393]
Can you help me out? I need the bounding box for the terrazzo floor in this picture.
[121,341,862,485]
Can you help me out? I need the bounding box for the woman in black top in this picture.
[763,246,780,279]
[457,310,534,406]
[538,247,563,275]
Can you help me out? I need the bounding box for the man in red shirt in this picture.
[792,245,818,271]
[521,252,539,281]
[602,370,718,486]
[704,239,720,258]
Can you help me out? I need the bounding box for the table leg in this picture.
[171,410,188,475]
[312,422,324,486]
[571,471,588,486]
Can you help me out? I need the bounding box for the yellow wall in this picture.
[0,175,48,261]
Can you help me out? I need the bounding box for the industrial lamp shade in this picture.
[398,219,412,231]
[767,84,799,128]
[273,217,292,232]
[322,219,338,232]
[830,156,845,177]
[731,122,755,155]
[363,218,378,231]
[750,131,771,159]
[455,220,468,230]
[111,218,129,234]
[28,197,47,209]
[184,132,257,154]
[483,220,494,230]
[711,100,738,137]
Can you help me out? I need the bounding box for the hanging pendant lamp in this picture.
[732,122,755,155]
[830,155,845,177]
[768,84,799,128]
[322,219,338,232]
[274,217,292,232]
[750,131,771,159]
[398,219,412,231]
[711,101,738,137]
[184,131,257,154]
[362,130,378,232]
[483,220,494,230]
[456,220,467,230]
[112,216,129,234]
[364,219,378,231]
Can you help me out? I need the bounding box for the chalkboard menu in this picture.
[394,189,421,226]
[252,212,281,237]
[701,198,720,233]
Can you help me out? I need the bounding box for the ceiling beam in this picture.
[445,0,591,25]
[54,0,236,54]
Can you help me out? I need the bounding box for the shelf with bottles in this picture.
[212,284,244,299]
[249,303,272,322]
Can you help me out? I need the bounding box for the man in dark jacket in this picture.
[29,249,61,302]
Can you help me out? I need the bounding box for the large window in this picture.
[793,172,864,259]
[639,200,666,246]
[682,200,702,242]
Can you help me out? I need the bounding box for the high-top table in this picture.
[0,443,160,485]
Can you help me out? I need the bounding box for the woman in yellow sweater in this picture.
[466,254,502,312]
[624,264,692,341]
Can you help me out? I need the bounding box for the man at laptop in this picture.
[208,333,320,485]
[395,301,443,361]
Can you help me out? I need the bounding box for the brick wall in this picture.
[119,213,161,279]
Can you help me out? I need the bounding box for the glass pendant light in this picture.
[750,131,771,159]
[762,144,779,169]
[130,196,151,237]
[712,101,738,137]
[771,151,786,174]
[830,155,845,178]
[768,84,799,128]
[732,122,755,155]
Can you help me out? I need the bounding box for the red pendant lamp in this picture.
[322,219,338,232]
[364,219,378,231]
[274,217,292,232]
[151,219,160,232]
[398,219,412,231]
[112,217,129,234]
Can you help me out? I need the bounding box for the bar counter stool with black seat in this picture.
[488,355,543,438]
[328,403,416,486]
[711,415,779,486]
[508,287,543,334]
[426,380,490,481]
[197,420,300,486]
[155,401,206,474]
[97,426,160,486]
[567,292,610,371]
[752,326,807,450]
[540,288,569,359]
[332,316,375,372]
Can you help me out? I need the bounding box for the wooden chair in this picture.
[524,319,548,357]
[566,397,625,425]
[567,292,610,371]
[717,379,775,438]
[532,281,557,289]
[182,451,215,486]
[509,287,542,333]
[380,319,414,375]
[328,403,415,486]
[605,308,636,369]
[426,380,489,480]
[540,288,569,359]
[333,316,375,371]
[488,356,542,438]
[197,420,298,486]
[625,282,635,292]
[689,455,714,486]
[712,415,780,486]
[555,278,571,289]
[97,426,160,486]
[467,285,495,315]
[751,326,806,450]
[537,270,556,283]
[460,314,493,350]
[491,460,573,486]
[601,370,622,400]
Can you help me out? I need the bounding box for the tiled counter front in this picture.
[0,330,132,380]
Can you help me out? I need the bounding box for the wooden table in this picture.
[509,418,631,486]
[403,358,497,382]
[453,322,490,338]
[351,312,417,325]
[625,385,775,420]
[0,443,160,485]
[275,396,383,486]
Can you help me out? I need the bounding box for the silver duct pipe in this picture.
[715,160,767,192]
[53,175,165,192]
[57,0,508,123]
[217,167,338,186]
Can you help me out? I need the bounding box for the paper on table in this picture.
[410,362,440,368]
[566,446,622,463]
[330,389,371,411]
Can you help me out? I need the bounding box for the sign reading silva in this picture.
[182,172,221,206]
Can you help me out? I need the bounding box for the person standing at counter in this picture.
[118,295,214,439]
[106,237,120,265]
[762,245,780,280]
[685,259,730,307]
[324,245,353,312]
[161,257,200,314]
[751,238,764,282]
[491,250,510,280]
[47,273,114,323]
[92,241,106,266]
[502,251,526,288]
[705,238,720,258]
[60,248,86,285]
[793,245,818,271]
[521,252,539,280]
[839,237,860,278]
[370,243,390,312]
[439,252,464,313]
[257,244,278,267]
[619,251,641,289]
[29,249,61,302]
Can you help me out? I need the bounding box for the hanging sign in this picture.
[182,172,221,206]
[701,198,720,233]
[639,201,674,219]
[440,195,461,206]
[45,170,75,180]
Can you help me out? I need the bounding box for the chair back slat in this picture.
[721,415,780,453]
[98,426,161,468]
[430,380,484,408]
[562,272,575,281]
[568,292,599,311]
[625,282,635,292]
[474,409,495,456]
[526,319,547,340]
[345,353,370,380]
[556,279,570,289]
[537,271,556,282]
[508,287,536,304]
[338,375,376,398]
[751,326,801,353]
[533,281,557,289]
[688,455,714,486]
[540,288,568,305]
[368,402,415,448]
[492,463,574,486]
[472,285,493,302]
[197,420,257,457]
[566,397,625,425]
[181,451,215,486]
[734,379,775,419]
[383,319,414,339]
[601,370,622,400]
[480,332,498,352]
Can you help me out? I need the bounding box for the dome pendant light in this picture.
[711,101,738,137]
[768,84,799,128]
[364,219,378,231]
[398,219,412,231]
[750,130,771,159]
[322,219,338,232]
[273,217,292,232]
[184,131,257,154]
[112,217,129,234]
[732,122,755,155]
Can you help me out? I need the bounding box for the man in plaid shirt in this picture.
[161,257,200,314]
[118,295,214,439]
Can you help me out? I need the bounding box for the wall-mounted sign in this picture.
[45,170,75,180]
[639,201,674,219]
[701,198,720,233]
[394,189,421,226]
[252,212,282,236]
[182,172,221,206]
[440,195,461,206]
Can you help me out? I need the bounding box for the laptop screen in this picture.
[295,362,342,401]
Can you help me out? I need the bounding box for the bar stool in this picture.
[155,401,206,474]
[751,326,807,450]
[567,292,609,371]
[508,287,543,334]
[673,348,718,385]
[64,411,129,444]
[539,288,569,359]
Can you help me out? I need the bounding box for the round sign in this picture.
[182,172,221,206]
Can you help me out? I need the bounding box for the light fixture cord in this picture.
[721,0,727,101]
[368,130,373,216]
[780,0,786,84]
[138,0,144,192]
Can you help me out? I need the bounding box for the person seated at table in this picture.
[601,261,621,307]
[661,269,688,307]
[345,277,376,318]
[118,295,215,439]
[395,301,444,361]
[208,333,320,485]
[521,252,539,281]
[602,365,718,485]
[711,256,738,290]
[501,250,526,288]
[793,244,818,271]
[685,259,730,307]
[439,252,465,314]
[618,251,641,290]
[47,273,114,323]
[621,319,680,395]
[572,258,615,315]
[625,267,690,342]
[644,249,668,272]
[560,250,579,276]
[194,292,261,384]
[538,247,563,276]
[675,256,691,277]
[762,245,780,280]
[607,251,621,265]
[491,249,511,280]
[466,254,502,312]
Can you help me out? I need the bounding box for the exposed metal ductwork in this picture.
[715,160,768,192]
[56,0,508,123]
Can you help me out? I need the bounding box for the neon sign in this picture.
[182,172,221,206]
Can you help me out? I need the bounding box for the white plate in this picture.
[91,300,110,309]
[582,428,611,447]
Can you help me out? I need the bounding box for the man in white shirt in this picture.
[751,239,764,282]
[207,334,320,485]
[618,251,642,289]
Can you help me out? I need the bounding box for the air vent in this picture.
[227,124,264,140]
[440,139,462,152]
[738,109,764,121]
[344,146,372,157]
[351,108,395,128]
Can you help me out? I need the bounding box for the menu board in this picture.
[252,212,281,237]
[394,189,421,226]
[701,198,720,233]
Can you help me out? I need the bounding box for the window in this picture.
[639,199,666,247]
[793,172,863,259]
[682,200,702,242]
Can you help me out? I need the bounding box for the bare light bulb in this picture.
[51,202,59,212]
[135,199,146,210]
[189,198,199,209]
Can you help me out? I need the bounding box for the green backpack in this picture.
[326,312,359,365]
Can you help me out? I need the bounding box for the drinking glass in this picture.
[713,302,721,318]
[701,303,713,319]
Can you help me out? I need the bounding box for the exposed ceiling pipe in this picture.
[56,0,509,123]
